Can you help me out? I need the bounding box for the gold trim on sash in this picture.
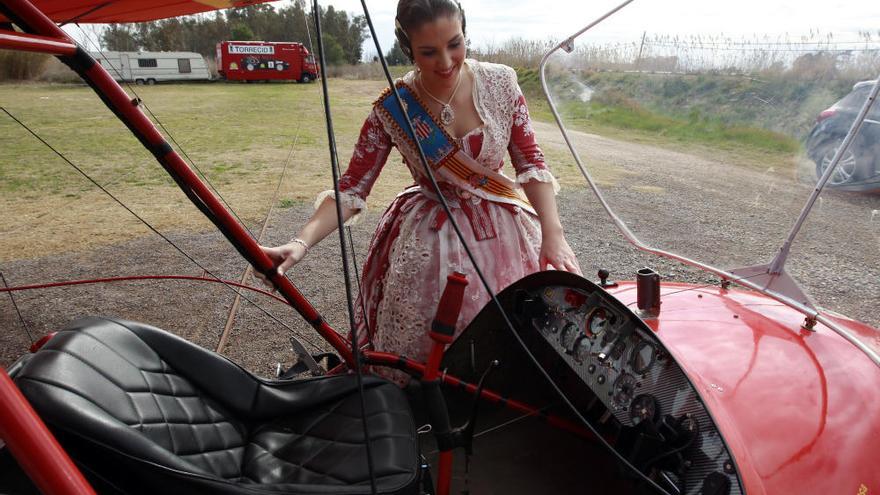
[375,82,536,215]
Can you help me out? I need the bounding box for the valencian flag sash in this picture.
[376,82,536,217]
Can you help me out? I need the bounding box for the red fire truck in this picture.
[216,41,319,83]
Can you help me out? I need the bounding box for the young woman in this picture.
[261,0,580,383]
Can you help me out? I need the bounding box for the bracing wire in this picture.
[1,106,326,356]
[357,1,673,493]
[310,2,377,492]
[216,125,303,354]
[74,24,257,239]
[1,272,33,344]
[300,9,372,347]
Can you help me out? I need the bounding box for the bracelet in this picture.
[289,237,310,253]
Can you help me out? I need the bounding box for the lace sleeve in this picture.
[508,78,560,194]
[315,106,392,225]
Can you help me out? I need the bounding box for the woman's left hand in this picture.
[540,230,582,275]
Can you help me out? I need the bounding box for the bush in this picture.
[0,50,50,81]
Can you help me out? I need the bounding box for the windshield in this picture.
[541,1,880,327]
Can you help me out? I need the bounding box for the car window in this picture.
[838,87,870,111]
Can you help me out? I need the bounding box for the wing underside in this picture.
[0,0,275,24]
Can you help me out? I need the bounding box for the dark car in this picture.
[805,80,880,186]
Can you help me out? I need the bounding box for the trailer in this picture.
[91,51,211,84]
[217,41,319,83]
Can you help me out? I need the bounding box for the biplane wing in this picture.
[0,0,275,24]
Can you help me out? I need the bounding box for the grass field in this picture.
[0,78,799,261]
[0,80,410,260]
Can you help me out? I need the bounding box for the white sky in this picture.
[306,0,880,60]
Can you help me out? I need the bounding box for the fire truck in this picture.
[216,41,319,83]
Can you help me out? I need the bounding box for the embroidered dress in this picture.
[319,60,559,384]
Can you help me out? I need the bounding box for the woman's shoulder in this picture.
[468,59,517,80]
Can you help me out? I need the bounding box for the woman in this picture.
[261,0,580,383]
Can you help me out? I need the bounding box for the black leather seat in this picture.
[14,317,421,494]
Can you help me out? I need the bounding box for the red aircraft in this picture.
[1,1,878,495]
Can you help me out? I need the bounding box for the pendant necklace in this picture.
[418,68,463,127]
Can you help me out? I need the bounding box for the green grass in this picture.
[515,67,800,170]
[0,80,399,259]
[1,72,803,260]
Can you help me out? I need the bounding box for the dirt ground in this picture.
[2,124,878,374]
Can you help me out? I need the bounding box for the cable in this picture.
[311,2,377,493]
[358,1,672,493]
[216,125,302,353]
[1,272,33,344]
[300,9,372,345]
[1,106,325,356]
[73,24,257,239]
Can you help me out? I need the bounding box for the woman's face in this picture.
[408,15,466,90]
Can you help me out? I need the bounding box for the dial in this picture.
[613,373,638,407]
[574,336,591,364]
[629,394,659,425]
[611,339,628,360]
[559,322,579,351]
[631,340,657,375]
[586,307,609,339]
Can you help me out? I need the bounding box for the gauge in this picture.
[613,373,638,407]
[585,307,609,339]
[574,336,591,364]
[631,340,657,375]
[559,322,579,351]
[629,394,659,425]
[611,339,628,360]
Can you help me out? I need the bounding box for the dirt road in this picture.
[2,123,878,373]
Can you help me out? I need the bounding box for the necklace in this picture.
[418,68,463,127]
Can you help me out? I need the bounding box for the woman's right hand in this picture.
[255,243,307,287]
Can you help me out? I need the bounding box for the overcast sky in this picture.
[302,0,880,60]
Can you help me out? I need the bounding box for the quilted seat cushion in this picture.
[14,317,420,495]
[243,381,417,488]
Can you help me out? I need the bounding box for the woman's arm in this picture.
[258,107,392,283]
[522,180,581,274]
[259,197,359,277]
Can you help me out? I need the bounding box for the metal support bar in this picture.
[1,0,353,366]
[0,368,96,495]
[0,28,75,55]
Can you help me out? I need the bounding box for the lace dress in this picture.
[318,60,559,384]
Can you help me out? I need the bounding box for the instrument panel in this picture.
[512,276,744,495]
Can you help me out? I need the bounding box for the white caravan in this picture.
[90,51,211,84]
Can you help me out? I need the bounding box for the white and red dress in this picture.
[318,59,559,383]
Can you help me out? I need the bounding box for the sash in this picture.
[375,82,536,216]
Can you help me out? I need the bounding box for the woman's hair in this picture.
[395,0,466,61]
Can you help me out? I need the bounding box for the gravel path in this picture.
[2,123,878,373]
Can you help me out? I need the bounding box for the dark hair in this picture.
[395,0,466,62]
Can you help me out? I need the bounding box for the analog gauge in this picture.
[611,339,628,360]
[574,336,591,364]
[559,322,579,352]
[585,307,609,339]
[629,394,659,426]
[631,340,657,375]
[613,373,638,407]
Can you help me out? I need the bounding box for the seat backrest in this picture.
[15,317,247,480]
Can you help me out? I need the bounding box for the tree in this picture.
[96,4,366,63]
[230,22,255,41]
[321,35,346,66]
[102,24,138,51]
[386,39,408,65]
